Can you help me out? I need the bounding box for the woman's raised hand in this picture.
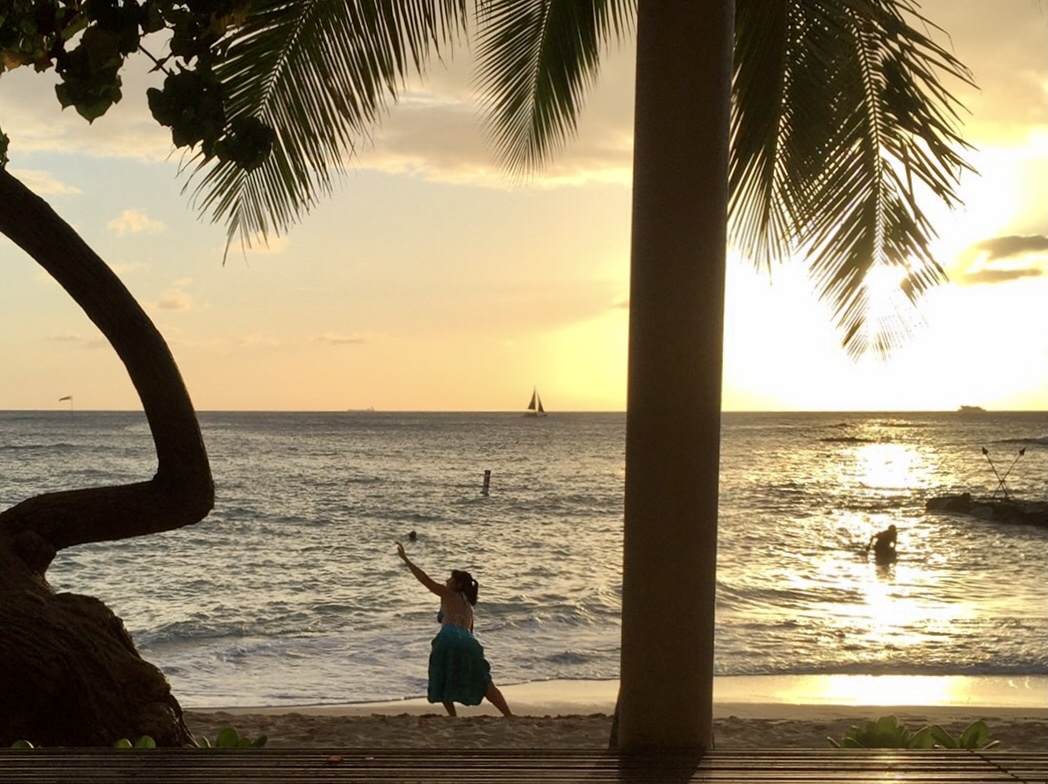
[395,541,407,561]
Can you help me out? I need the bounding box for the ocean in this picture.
[2,410,1046,709]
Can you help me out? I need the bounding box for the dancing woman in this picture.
[395,541,512,717]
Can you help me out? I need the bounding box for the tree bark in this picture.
[0,168,215,746]
[616,0,734,750]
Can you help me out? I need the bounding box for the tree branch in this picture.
[0,169,214,560]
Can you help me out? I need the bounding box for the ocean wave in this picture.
[722,661,1048,678]
[997,435,1048,447]
[5,410,1044,706]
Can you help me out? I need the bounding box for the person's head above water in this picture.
[448,569,479,605]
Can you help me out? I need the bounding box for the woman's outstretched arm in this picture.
[396,541,450,597]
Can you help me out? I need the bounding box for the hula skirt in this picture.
[427,624,492,705]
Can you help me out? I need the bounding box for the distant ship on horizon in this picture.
[957,405,986,413]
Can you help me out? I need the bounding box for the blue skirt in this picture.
[427,624,492,705]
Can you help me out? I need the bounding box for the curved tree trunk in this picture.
[0,168,214,746]
[616,0,733,750]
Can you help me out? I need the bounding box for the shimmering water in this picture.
[2,410,1045,708]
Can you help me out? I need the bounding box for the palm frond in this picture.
[473,0,634,176]
[731,0,974,357]
[185,0,469,252]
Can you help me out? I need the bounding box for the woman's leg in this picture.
[442,701,457,716]
[484,681,513,717]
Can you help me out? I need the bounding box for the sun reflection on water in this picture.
[779,429,982,664]
[771,674,995,706]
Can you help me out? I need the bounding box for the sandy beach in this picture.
[185,676,1048,751]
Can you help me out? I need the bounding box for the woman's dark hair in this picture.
[451,569,479,605]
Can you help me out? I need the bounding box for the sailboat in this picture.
[525,387,547,417]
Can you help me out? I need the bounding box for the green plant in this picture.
[829,715,915,748]
[194,727,268,749]
[113,736,157,749]
[11,726,265,750]
[829,715,1000,749]
[923,720,999,750]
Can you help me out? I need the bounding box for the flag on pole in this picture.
[58,396,72,401]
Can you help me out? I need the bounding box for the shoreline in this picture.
[184,675,1048,750]
[189,674,1048,716]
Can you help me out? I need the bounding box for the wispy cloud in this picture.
[44,332,108,350]
[955,234,1047,285]
[243,235,291,255]
[359,97,633,189]
[8,168,81,195]
[153,279,194,311]
[231,333,283,348]
[959,267,1043,285]
[45,332,83,343]
[972,235,1048,261]
[107,208,166,237]
[0,50,173,163]
[312,332,369,346]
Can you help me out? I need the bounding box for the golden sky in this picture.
[1,0,1045,412]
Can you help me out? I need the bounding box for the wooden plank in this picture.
[977,750,1048,784]
[0,748,1043,784]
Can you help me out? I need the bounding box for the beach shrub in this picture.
[828,716,999,749]
[11,727,266,750]
[194,727,268,749]
[829,715,915,748]
[113,736,157,749]
[924,720,999,750]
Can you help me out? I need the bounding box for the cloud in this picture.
[242,235,291,255]
[43,332,108,351]
[350,41,636,191]
[231,333,282,348]
[955,233,1048,285]
[107,209,166,237]
[918,1,1048,144]
[153,279,193,311]
[7,168,81,195]
[312,332,368,346]
[0,48,174,163]
[972,235,1048,261]
[959,267,1043,285]
[358,96,633,189]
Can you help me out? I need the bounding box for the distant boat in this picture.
[525,387,547,417]
[957,405,986,413]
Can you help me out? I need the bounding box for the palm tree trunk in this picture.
[616,0,734,750]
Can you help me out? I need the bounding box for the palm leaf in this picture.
[472,0,634,176]
[731,0,974,357]
[184,0,468,251]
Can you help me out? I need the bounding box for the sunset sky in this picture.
[1,1,1045,413]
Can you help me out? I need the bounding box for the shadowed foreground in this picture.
[0,748,1046,783]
